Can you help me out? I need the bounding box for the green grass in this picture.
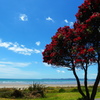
[0,92,81,100]
[0,92,100,100]
[0,86,100,100]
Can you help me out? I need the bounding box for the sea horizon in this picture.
[0,78,97,85]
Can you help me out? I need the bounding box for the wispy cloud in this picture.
[34,61,38,64]
[64,19,74,27]
[0,60,40,78]
[46,17,54,22]
[57,70,65,73]
[35,41,41,46]
[69,22,74,27]
[64,19,68,23]
[0,61,31,67]
[0,61,39,78]
[82,73,97,79]
[0,39,12,48]
[88,74,97,79]
[33,49,41,53]
[19,14,28,21]
[0,39,42,55]
[43,63,51,67]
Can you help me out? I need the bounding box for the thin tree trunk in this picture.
[84,64,90,100]
[91,53,100,100]
[72,67,86,98]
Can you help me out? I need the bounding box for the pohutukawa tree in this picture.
[42,0,100,100]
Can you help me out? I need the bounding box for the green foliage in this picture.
[11,90,24,98]
[28,83,45,91]
[0,83,46,99]
[0,86,100,99]
[71,88,78,92]
[0,88,14,98]
[59,88,66,93]
[28,83,46,98]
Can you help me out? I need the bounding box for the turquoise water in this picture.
[0,78,96,85]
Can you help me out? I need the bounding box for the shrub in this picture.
[59,88,66,93]
[0,88,14,98]
[28,83,45,91]
[71,88,78,92]
[28,83,46,98]
[0,91,12,98]
[11,90,24,98]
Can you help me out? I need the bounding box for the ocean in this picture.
[0,78,96,85]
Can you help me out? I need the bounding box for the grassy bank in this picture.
[0,86,100,100]
[0,92,100,100]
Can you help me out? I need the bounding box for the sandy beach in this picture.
[0,83,97,89]
[0,83,77,89]
[0,83,78,89]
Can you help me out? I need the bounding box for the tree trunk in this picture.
[91,53,100,100]
[84,64,90,100]
[72,67,86,98]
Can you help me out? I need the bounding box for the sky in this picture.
[0,0,98,79]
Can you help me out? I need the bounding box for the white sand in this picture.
[0,83,97,89]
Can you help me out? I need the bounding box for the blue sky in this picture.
[0,0,97,79]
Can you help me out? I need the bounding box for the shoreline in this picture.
[0,83,99,89]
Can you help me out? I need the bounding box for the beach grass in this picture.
[0,92,100,100]
[0,86,100,100]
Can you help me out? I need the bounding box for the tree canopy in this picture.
[42,0,100,100]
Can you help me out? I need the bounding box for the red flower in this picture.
[50,52,57,57]
[88,47,94,52]
[73,37,81,42]
[75,59,82,63]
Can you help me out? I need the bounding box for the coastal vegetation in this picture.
[0,85,100,100]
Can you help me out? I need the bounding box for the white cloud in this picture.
[19,14,28,21]
[57,70,65,73]
[33,49,41,53]
[34,61,38,64]
[35,41,41,46]
[43,63,51,67]
[64,19,68,23]
[0,61,31,67]
[69,22,74,27]
[62,71,65,73]
[41,49,44,52]
[0,65,6,67]
[0,39,12,48]
[57,70,60,73]
[64,19,74,27]
[8,45,33,55]
[88,74,97,79]
[0,60,40,78]
[0,65,39,79]
[46,17,54,22]
[0,39,42,55]
[75,68,80,71]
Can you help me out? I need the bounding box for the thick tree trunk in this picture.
[72,67,86,98]
[91,53,100,100]
[84,64,90,100]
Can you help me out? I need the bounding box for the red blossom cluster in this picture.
[42,23,96,66]
[74,46,96,64]
[76,0,100,23]
[42,26,75,65]
[42,0,99,68]
[86,13,100,23]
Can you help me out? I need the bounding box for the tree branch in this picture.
[72,64,86,98]
[91,53,100,100]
